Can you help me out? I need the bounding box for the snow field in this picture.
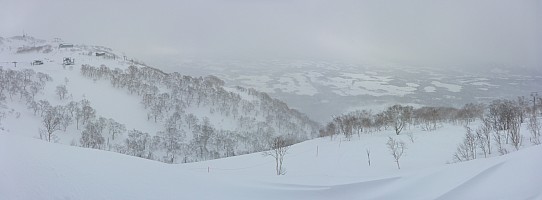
[1,128,541,200]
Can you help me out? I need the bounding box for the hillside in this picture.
[0,36,319,163]
[1,128,541,200]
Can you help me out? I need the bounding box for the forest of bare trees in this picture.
[452,98,539,161]
[320,102,485,139]
[0,66,319,164]
[1,65,541,166]
[77,64,319,163]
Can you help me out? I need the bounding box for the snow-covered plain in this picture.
[1,128,542,200]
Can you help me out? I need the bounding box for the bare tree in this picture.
[74,105,83,129]
[185,114,198,130]
[487,99,522,153]
[457,103,483,125]
[415,107,439,131]
[494,130,508,155]
[453,127,478,162]
[476,118,492,157]
[509,118,522,150]
[27,100,39,115]
[475,130,487,159]
[263,136,291,175]
[386,137,407,169]
[159,127,185,163]
[42,106,62,142]
[333,115,355,140]
[528,113,541,145]
[150,103,164,122]
[55,84,68,100]
[385,105,412,135]
[37,100,51,117]
[107,118,126,141]
[28,82,42,100]
[320,122,337,140]
[80,120,105,149]
[192,117,214,159]
[59,107,72,131]
[0,94,6,126]
[126,129,152,158]
[81,100,96,125]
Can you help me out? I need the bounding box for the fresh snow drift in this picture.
[1,132,541,200]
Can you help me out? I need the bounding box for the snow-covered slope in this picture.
[2,35,541,199]
[0,36,319,163]
[1,130,541,200]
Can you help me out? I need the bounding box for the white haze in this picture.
[1,0,541,69]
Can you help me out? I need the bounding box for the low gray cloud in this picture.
[2,0,540,68]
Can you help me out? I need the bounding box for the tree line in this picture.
[318,95,541,165]
[320,103,486,140]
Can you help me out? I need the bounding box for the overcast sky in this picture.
[1,0,541,68]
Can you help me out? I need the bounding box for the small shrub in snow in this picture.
[453,127,478,162]
[407,132,415,143]
[386,137,406,169]
[366,148,371,166]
